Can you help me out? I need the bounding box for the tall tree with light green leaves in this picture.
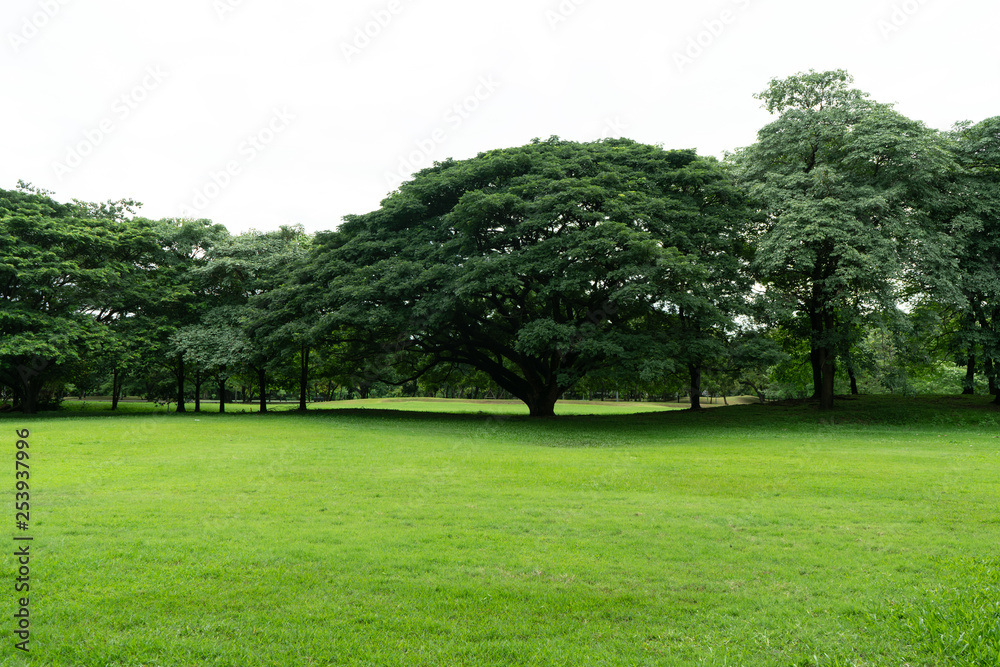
[731,70,954,409]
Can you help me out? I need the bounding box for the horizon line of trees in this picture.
[2,70,997,416]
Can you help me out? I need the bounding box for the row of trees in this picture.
[0,190,306,414]
[2,70,998,415]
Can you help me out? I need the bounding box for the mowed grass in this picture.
[59,396,710,416]
[2,395,999,666]
[310,397,698,415]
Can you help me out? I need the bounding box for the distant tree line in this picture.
[2,70,998,415]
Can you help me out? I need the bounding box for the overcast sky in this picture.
[2,0,997,235]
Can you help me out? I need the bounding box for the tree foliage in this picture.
[732,69,954,409]
[3,70,997,416]
[0,187,157,412]
[309,138,750,415]
[934,117,1000,401]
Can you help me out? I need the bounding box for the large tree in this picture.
[0,184,156,413]
[732,70,954,409]
[310,138,750,416]
[176,226,311,412]
[933,117,1000,403]
[135,217,230,412]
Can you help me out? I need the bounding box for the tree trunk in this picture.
[807,342,822,398]
[962,355,976,395]
[258,366,267,414]
[688,364,703,411]
[972,304,1000,396]
[299,344,309,411]
[806,294,829,400]
[812,305,838,410]
[176,354,186,413]
[818,347,835,411]
[194,368,202,413]
[13,357,46,414]
[21,390,37,415]
[218,375,226,413]
[848,365,859,396]
[525,386,560,417]
[111,366,121,411]
[18,373,42,415]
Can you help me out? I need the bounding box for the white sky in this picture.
[2,0,997,235]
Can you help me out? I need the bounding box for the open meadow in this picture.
[3,396,1000,666]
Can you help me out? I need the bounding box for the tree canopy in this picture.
[3,70,998,415]
[732,69,954,409]
[0,185,157,412]
[308,138,751,416]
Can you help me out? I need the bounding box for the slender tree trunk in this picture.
[194,368,202,413]
[809,342,824,398]
[974,308,998,396]
[809,302,823,399]
[299,344,309,411]
[963,355,976,395]
[218,373,226,413]
[818,347,836,410]
[176,354,186,413]
[111,366,121,411]
[986,357,999,396]
[848,366,859,396]
[813,305,838,410]
[806,291,830,400]
[258,366,267,414]
[688,364,703,411]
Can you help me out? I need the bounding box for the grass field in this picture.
[59,396,749,416]
[2,395,999,666]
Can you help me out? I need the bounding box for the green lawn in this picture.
[309,397,700,415]
[58,396,719,416]
[2,395,999,666]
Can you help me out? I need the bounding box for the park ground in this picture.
[2,395,999,666]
